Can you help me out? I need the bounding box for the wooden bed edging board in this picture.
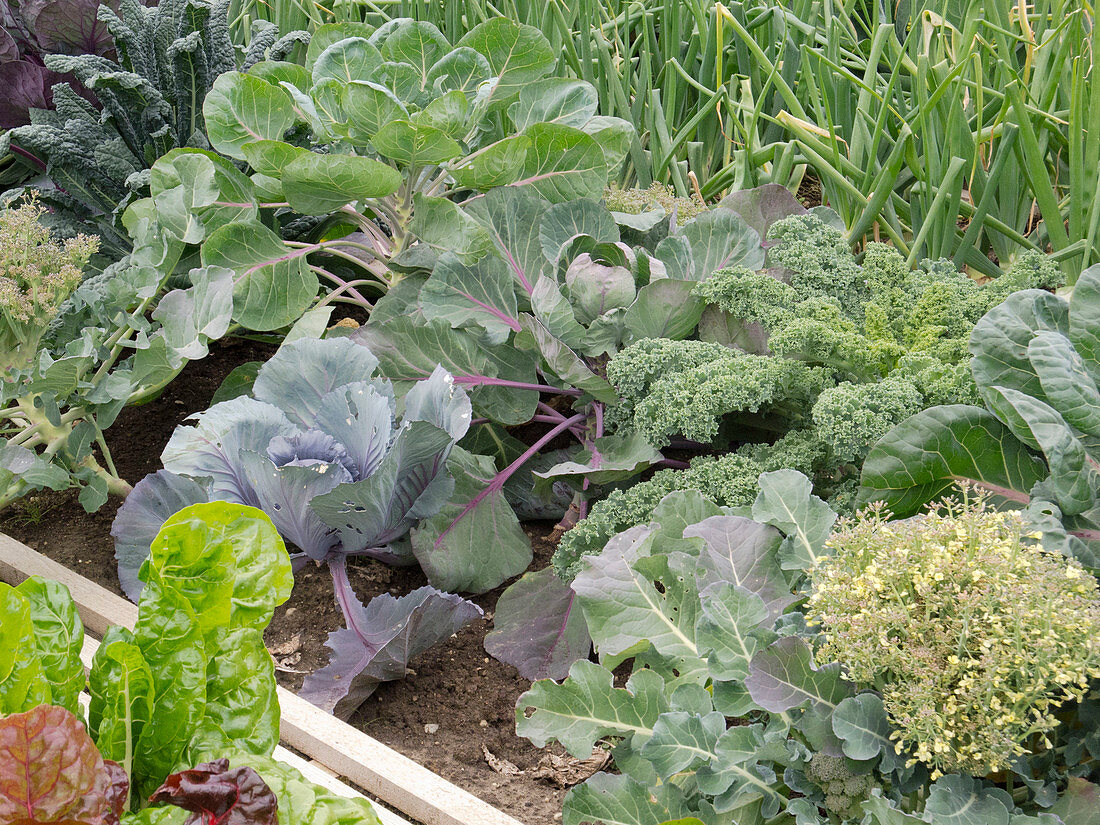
[0,532,528,825]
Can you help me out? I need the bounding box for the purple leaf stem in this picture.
[434,413,587,549]
[328,555,374,648]
[532,414,569,425]
[454,290,523,332]
[656,458,691,470]
[536,401,568,422]
[310,266,371,307]
[10,144,46,171]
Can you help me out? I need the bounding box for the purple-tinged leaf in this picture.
[484,567,590,680]
[101,761,127,824]
[410,447,530,594]
[0,28,19,61]
[240,450,350,561]
[1049,778,1100,825]
[112,471,210,602]
[253,338,379,429]
[265,430,356,476]
[301,564,482,717]
[0,60,47,129]
[416,413,585,573]
[351,316,540,425]
[311,420,456,553]
[744,636,852,714]
[419,252,523,345]
[149,758,277,825]
[162,397,298,506]
[0,704,125,825]
[464,186,552,294]
[31,0,116,55]
[683,516,797,624]
[313,382,395,480]
[717,184,808,243]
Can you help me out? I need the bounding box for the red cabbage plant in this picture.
[113,337,482,716]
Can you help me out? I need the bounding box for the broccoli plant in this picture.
[0,194,231,513]
[112,337,482,716]
[520,472,1100,824]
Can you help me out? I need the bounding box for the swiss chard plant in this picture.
[517,471,1100,825]
[1,0,307,258]
[0,501,385,824]
[859,262,1100,568]
[113,336,483,716]
[0,708,382,825]
[0,194,235,513]
[133,15,633,315]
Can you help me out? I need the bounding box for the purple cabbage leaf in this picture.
[300,558,483,716]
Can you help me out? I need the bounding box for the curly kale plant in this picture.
[522,470,1100,824]
[113,336,482,716]
[558,215,1066,579]
[2,0,307,257]
[808,496,1100,778]
[861,262,1100,568]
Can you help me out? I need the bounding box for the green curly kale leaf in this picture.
[607,339,829,446]
[811,377,925,464]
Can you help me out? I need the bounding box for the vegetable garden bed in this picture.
[0,337,569,825]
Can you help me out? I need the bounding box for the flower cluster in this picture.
[806,496,1100,777]
[0,194,97,375]
[603,182,707,221]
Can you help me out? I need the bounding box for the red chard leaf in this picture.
[0,704,124,825]
[149,759,278,825]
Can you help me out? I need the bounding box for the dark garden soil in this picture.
[1,336,573,825]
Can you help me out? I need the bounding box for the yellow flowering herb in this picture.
[604,182,707,221]
[0,193,98,377]
[806,496,1100,777]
